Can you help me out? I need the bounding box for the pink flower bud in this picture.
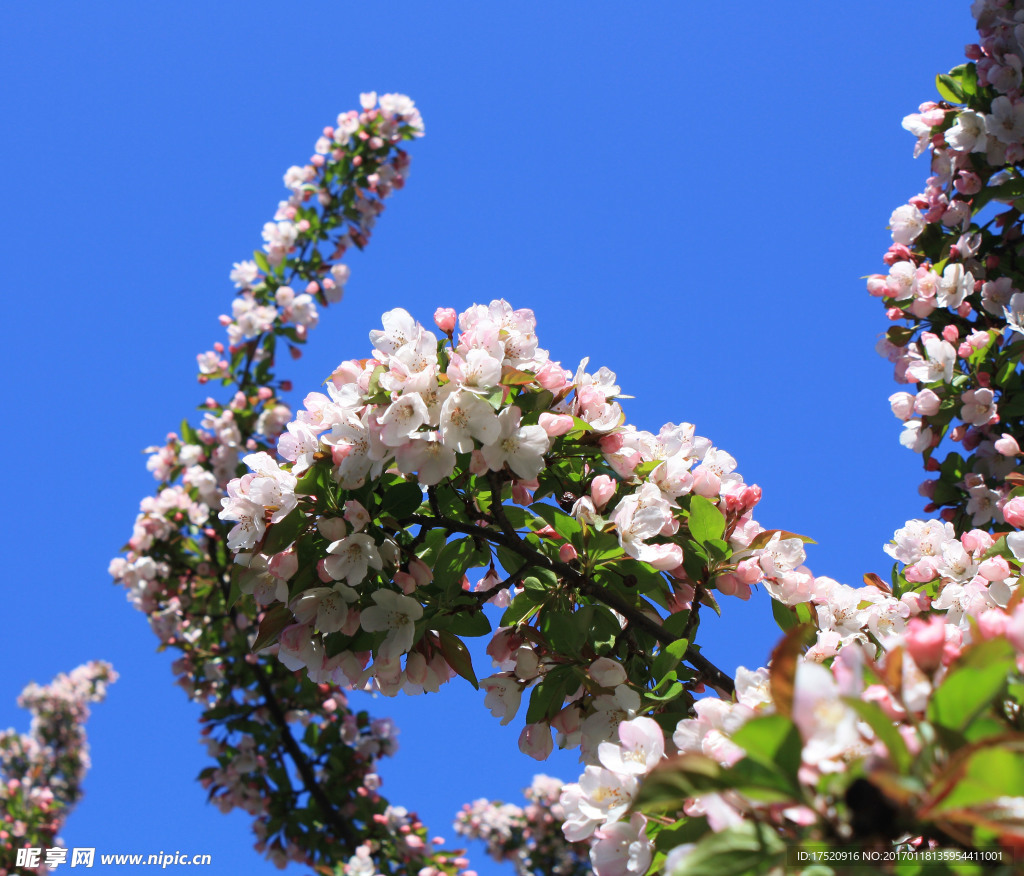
[269,550,298,581]
[901,591,931,615]
[905,616,946,673]
[914,389,941,416]
[691,466,722,498]
[469,450,487,476]
[518,723,553,761]
[978,609,1010,640]
[590,475,616,510]
[408,557,433,586]
[904,558,938,583]
[394,571,417,594]
[558,543,578,562]
[433,307,457,333]
[736,558,763,584]
[979,555,1010,581]
[889,392,915,421]
[539,413,574,436]
[599,433,624,453]
[716,573,751,600]
[955,170,982,195]
[866,275,888,297]
[1004,497,1024,528]
[535,362,568,391]
[996,434,1021,456]
[512,481,534,505]
[589,657,627,687]
[666,583,694,613]
[961,529,994,554]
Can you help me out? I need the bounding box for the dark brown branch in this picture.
[406,511,735,695]
[251,667,357,848]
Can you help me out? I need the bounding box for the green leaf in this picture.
[530,502,582,540]
[524,666,576,723]
[669,821,785,876]
[516,389,555,413]
[432,537,490,596]
[499,506,541,532]
[179,418,199,445]
[431,610,492,638]
[500,588,544,626]
[653,638,689,682]
[661,611,692,640]
[253,250,271,274]
[415,527,448,566]
[973,176,1024,215]
[729,714,803,783]
[227,566,244,610]
[261,507,307,556]
[932,741,1024,813]
[652,817,710,852]
[961,62,978,98]
[688,496,725,545]
[588,604,622,653]
[437,630,478,688]
[538,609,586,655]
[252,604,294,652]
[887,325,916,347]
[294,462,331,497]
[844,698,911,772]
[771,598,797,632]
[380,480,424,519]
[927,638,1015,735]
[635,751,797,813]
[936,72,965,104]
[501,367,537,386]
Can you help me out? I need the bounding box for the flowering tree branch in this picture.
[104,4,1024,874]
[1,662,116,875]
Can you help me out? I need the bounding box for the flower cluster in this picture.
[455,775,590,876]
[221,296,856,874]
[618,5,1024,871]
[109,96,472,876]
[223,299,784,740]
[871,0,1024,529]
[623,577,1024,874]
[100,6,1024,871]
[1,662,116,876]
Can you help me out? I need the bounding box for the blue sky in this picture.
[1,2,970,873]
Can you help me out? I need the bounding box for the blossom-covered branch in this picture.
[581,4,1024,873]
[110,94,472,875]
[1,662,116,876]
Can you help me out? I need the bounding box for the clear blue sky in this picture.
[0,2,969,874]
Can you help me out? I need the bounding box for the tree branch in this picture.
[407,511,735,695]
[250,667,357,848]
